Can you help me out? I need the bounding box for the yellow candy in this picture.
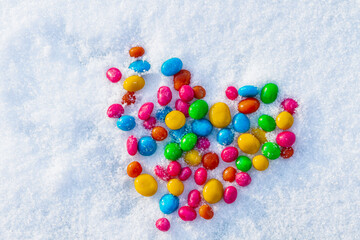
[134,174,158,197]
[252,155,269,171]
[203,179,224,204]
[276,111,294,130]
[209,102,231,128]
[251,128,267,144]
[167,179,184,196]
[237,133,260,154]
[123,75,145,92]
[165,110,186,130]
[184,150,202,166]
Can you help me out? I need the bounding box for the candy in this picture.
[238,98,260,114]
[251,128,267,144]
[222,167,236,182]
[193,86,206,99]
[179,85,194,102]
[196,137,210,150]
[123,75,145,92]
[202,152,219,170]
[129,60,151,73]
[164,143,183,160]
[161,58,183,76]
[203,179,223,204]
[194,167,207,185]
[252,155,269,171]
[281,147,294,158]
[178,167,192,181]
[209,102,231,128]
[129,46,145,58]
[156,106,172,122]
[191,119,213,136]
[238,85,258,97]
[184,149,202,166]
[107,104,124,118]
[127,135,138,156]
[117,115,136,131]
[138,136,157,156]
[167,179,184,196]
[232,113,250,133]
[221,147,239,162]
[237,133,260,154]
[261,83,278,104]
[217,128,234,146]
[276,111,294,130]
[188,190,201,208]
[154,165,172,181]
[157,86,172,106]
[156,218,170,232]
[167,161,182,176]
[235,156,252,172]
[199,204,214,220]
[127,161,142,178]
[189,100,209,119]
[276,131,296,147]
[159,194,179,214]
[258,114,276,132]
[178,206,197,221]
[175,99,190,117]
[151,126,168,141]
[262,142,281,160]
[122,91,136,105]
[281,98,298,114]
[223,186,237,204]
[180,133,198,151]
[173,69,191,90]
[169,125,189,143]
[165,110,186,130]
[106,67,122,83]
[143,116,156,129]
[134,174,158,197]
[225,86,238,100]
[235,172,251,187]
[138,102,154,120]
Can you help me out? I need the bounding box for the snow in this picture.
[0,0,359,239]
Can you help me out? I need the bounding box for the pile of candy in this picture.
[106,46,299,232]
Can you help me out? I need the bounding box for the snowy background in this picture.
[1,0,359,239]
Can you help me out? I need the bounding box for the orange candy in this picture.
[151,126,168,141]
[173,70,191,91]
[193,86,206,99]
[202,152,219,170]
[281,147,294,158]
[222,167,236,182]
[127,161,142,178]
[238,97,260,114]
[122,91,136,105]
[129,46,145,58]
[199,204,214,220]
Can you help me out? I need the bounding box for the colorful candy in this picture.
[106,67,122,83]
[134,174,158,196]
[156,106,172,122]
[107,104,124,118]
[209,102,231,128]
[225,86,238,100]
[203,179,223,204]
[202,152,219,170]
[252,155,269,171]
[262,142,281,160]
[167,161,182,176]
[169,125,189,143]
[117,115,136,131]
[138,102,154,120]
[238,85,258,97]
[281,98,298,114]
[184,149,202,166]
[164,143,182,160]
[159,194,179,214]
[276,131,296,147]
[281,147,294,158]
[122,91,136,105]
[127,135,138,156]
[173,69,191,90]
[188,190,201,208]
[258,114,276,132]
[178,167,192,181]
[235,172,251,187]
[161,58,183,76]
[189,100,209,119]
[165,110,186,130]
[196,137,210,150]
[129,60,151,73]
[235,156,252,172]
[221,147,239,162]
[127,161,142,178]
[154,165,172,181]
[178,206,197,221]
[151,126,168,141]
[129,46,145,58]
[123,75,145,92]
[175,99,190,117]
[237,133,260,154]
[251,128,267,144]
[143,116,156,129]
[199,204,214,220]
[180,133,198,151]
[223,186,237,204]
[156,218,170,232]
[191,119,213,136]
[194,167,207,185]
[217,128,234,146]
[193,86,206,99]
[138,136,157,156]
[238,97,260,114]
[261,83,278,104]
[223,167,236,182]
[167,179,184,196]
[157,86,172,106]
[276,111,294,130]
[179,85,194,102]
[232,113,250,133]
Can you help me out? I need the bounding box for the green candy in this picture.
[188,100,209,119]
[258,114,276,132]
[164,143,183,160]
[262,142,281,160]
[235,156,252,172]
[180,133,198,151]
[260,83,278,104]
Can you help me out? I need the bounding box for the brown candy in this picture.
[199,204,214,220]
[173,70,191,91]
[281,147,294,158]
[238,97,260,114]
[222,166,236,182]
[151,126,168,141]
[122,91,136,105]
[193,86,206,99]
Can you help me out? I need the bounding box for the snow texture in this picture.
[0,0,359,239]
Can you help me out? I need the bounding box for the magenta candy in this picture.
[225,86,238,100]
[179,85,194,102]
[156,218,170,232]
[126,135,138,156]
[143,116,156,129]
[281,98,298,114]
[106,67,122,83]
[276,131,296,147]
[221,147,239,162]
[157,86,172,106]
[235,172,251,187]
[138,102,154,120]
[178,167,192,181]
[167,161,182,176]
[196,137,210,150]
[223,186,237,204]
[187,190,201,208]
[178,206,197,221]
[175,99,190,117]
[107,104,124,118]
[194,167,207,185]
[154,165,172,181]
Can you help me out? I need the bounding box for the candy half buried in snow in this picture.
[238,85,258,97]
[156,106,172,122]
[161,58,183,76]
[117,115,136,131]
[138,136,157,156]
[129,60,151,73]
[127,135,138,156]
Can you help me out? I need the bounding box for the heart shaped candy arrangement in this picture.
[106,46,299,232]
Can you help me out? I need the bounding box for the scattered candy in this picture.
[252,155,269,171]
[232,113,250,133]
[155,165,172,181]
[178,167,192,181]
[194,167,207,185]
[165,110,186,130]
[193,86,206,99]
[189,100,209,119]
[196,137,210,150]
[178,206,197,221]
[209,102,231,128]
[167,179,184,196]
[251,128,267,144]
[129,46,145,58]
[179,85,194,102]
[281,147,294,159]
[134,174,158,196]
[203,179,223,204]
[238,85,258,97]
[238,97,260,114]
[199,204,214,220]
[221,147,239,162]
[123,75,145,92]
[217,128,234,146]
[106,67,122,83]
[261,83,278,104]
[235,172,251,187]
[191,119,213,136]
[129,60,151,73]
[138,136,157,156]
[107,104,124,118]
[138,102,154,120]
[158,86,172,106]
[160,194,179,214]
[276,111,294,130]
[188,190,201,208]
[127,135,138,156]
[167,161,182,176]
[164,143,183,160]
[258,114,276,132]
[276,131,296,147]
[237,133,260,154]
[156,218,170,232]
[161,58,183,76]
[235,156,252,172]
[156,106,172,122]
[184,149,202,166]
[223,186,237,204]
[143,116,156,129]
[223,167,236,182]
[202,152,219,170]
[117,115,136,131]
[173,69,191,90]
[262,142,281,160]
[122,91,136,105]
[180,133,198,151]
[175,99,190,117]
[169,125,189,143]
[127,161,142,178]
[151,126,168,141]
[281,98,298,114]
[225,86,238,100]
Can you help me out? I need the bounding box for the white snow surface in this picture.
[0,0,359,239]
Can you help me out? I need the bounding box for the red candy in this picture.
[281,147,294,158]
[178,167,192,181]
[106,67,122,83]
[167,161,182,176]
[281,98,298,114]
[143,116,156,129]
[235,172,251,187]
[223,186,237,204]
[173,70,191,91]
[178,206,197,221]
[126,135,138,156]
[107,104,124,118]
[187,189,201,208]
[222,167,236,182]
[138,102,154,120]
[276,131,296,147]
[221,147,238,162]
[122,91,136,105]
[154,165,172,181]
[156,218,170,232]
[202,152,219,170]
[225,86,238,100]
[194,167,207,185]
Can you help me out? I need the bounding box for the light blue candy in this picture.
[192,119,213,137]
[159,194,179,214]
[169,123,191,143]
[117,115,135,131]
[129,60,151,73]
[161,58,182,76]
[238,85,258,97]
[138,136,157,156]
[217,128,234,146]
[155,106,172,122]
[232,113,250,133]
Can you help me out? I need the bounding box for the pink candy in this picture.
[157,86,172,106]
[196,137,210,150]
[107,104,124,118]
[154,165,172,181]
[143,116,156,129]
[221,147,239,162]
[223,186,237,204]
[187,190,201,208]
[178,167,192,181]
[156,218,170,232]
[167,161,182,176]
[276,131,296,147]
[194,167,207,185]
[178,206,197,221]
[126,135,138,156]
[106,67,122,83]
[225,86,238,100]
[138,102,154,120]
[236,172,251,187]
[281,98,298,114]
[175,99,190,117]
[179,85,194,102]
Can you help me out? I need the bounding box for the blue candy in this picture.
[238,85,258,97]
[155,106,172,122]
[217,128,234,146]
[192,119,213,137]
[161,58,182,76]
[159,194,179,214]
[169,124,191,143]
[129,60,151,73]
[232,113,250,133]
[138,136,157,156]
[117,115,136,131]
